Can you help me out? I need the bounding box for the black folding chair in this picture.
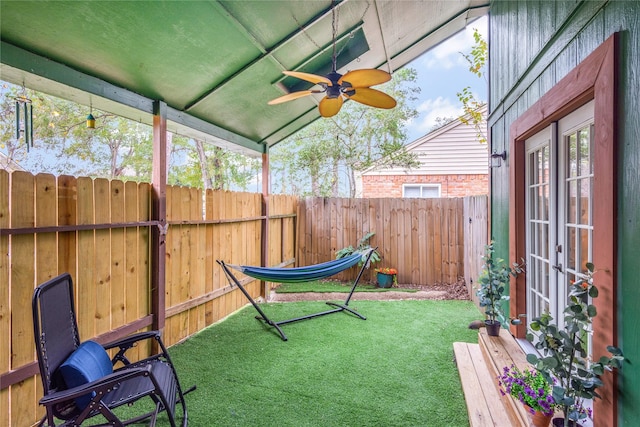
[32,273,193,426]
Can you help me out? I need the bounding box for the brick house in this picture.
[357,107,488,198]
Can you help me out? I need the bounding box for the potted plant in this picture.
[497,364,558,427]
[526,263,625,427]
[374,267,397,288]
[335,232,381,267]
[475,242,522,336]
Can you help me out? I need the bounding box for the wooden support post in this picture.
[261,148,269,298]
[151,101,167,333]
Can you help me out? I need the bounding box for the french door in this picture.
[525,101,594,332]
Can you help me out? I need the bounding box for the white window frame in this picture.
[402,183,441,198]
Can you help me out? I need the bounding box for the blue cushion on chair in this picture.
[59,340,113,410]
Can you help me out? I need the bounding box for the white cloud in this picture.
[412,97,464,134]
[421,15,488,70]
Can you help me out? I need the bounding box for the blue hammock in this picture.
[217,248,375,341]
[229,252,364,283]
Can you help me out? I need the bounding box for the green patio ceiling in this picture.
[0,0,488,156]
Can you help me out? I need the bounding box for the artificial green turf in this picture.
[273,280,416,293]
[131,299,481,426]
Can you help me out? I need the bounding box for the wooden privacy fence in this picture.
[0,169,297,427]
[1,168,485,427]
[297,197,469,285]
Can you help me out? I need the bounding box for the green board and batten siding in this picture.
[487,1,640,425]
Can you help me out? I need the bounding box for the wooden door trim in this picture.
[508,33,619,426]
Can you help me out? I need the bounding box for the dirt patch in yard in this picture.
[269,277,470,302]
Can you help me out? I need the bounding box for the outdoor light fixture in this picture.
[86,113,95,129]
[86,104,95,129]
[490,150,507,168]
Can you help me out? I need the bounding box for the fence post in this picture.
[261,149,270,297]
[151,100,167,333]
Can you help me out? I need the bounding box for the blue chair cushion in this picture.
[59,340,113,410]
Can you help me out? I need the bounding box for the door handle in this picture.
[511,314,527,325]
[552,263,563,273]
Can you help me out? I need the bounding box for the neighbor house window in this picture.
[403,184,441,198]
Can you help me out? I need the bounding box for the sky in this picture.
[404,15,488,142]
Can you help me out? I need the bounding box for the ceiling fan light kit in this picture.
[268,1,397,118]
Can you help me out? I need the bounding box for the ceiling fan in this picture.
[268,1,397,118]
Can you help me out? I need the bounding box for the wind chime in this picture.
[15,91,34,151]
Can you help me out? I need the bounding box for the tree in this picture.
[168,138,261,191]
[457,28,488,144]
[0,84,54,170]
[0,82,154,178]
[270,67,421,197]
[428,116,458,133]
[1,82,261,191]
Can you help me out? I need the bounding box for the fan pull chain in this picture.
[332,1,370,68]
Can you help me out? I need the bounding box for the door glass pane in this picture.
[578,128,590,176]
[525,127,553,331]
[542,145,549,184]
[579,179,590,225]
[567,227,576,271]
[541,223,549,259]
[542,180,549,221]
[568,133,578,177]
[538,150,544,184]
[590,125,595,174]
[568,180,577,224]
[579,228,590,273]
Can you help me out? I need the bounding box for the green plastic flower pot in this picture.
[376,272,395,288]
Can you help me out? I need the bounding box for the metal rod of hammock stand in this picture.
[217,247,376,341]
[343,247,376,306]
[272,247,375,325]
[272,307,344,325]
[217,260,289,340]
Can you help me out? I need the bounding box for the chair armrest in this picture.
[102,331,161,350]
[39,366,151,406]
[103,331,164,366]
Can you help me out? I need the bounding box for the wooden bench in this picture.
[454,328,533,427]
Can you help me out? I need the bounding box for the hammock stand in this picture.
[217,249,375,341]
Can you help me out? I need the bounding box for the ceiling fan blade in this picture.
[283,71,332,86]
[318,96,344,118]
[344,88,397,109]
[339,69,391,87]
[268,90,317,105]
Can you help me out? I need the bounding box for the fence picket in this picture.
[77,177,96,340]
[94,178,112,337]
[35,174,57,283]
[111,180,126,332]
[57,175,77,281]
